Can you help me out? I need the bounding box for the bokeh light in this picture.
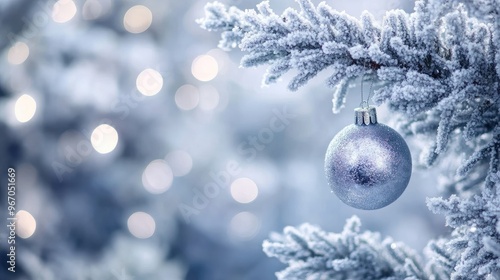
[228,212,260,240]
[142,160,173,194]
[82,0,102,20]
[7,42,29,65]
[136,68,163,96]
[230,178,259,204]
[198,85,220,111]
[15,94,37,123]
[91,124,119,154]
[16,210,37,239]
[127,212,156,239]
[123,5,153,33]
[165,150,193,177]
[82,0,113,20]
[191,55,218,82]
[52,0,77,23]
[175,84,199,111]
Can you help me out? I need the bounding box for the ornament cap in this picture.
[354,106,377,125]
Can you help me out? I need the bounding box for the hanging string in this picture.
[359,68,374,109]
[366,73,373,107]
[360,72,366,108]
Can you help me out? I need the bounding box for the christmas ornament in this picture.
[324,106,412,210]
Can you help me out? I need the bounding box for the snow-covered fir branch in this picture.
[427,172,500,279]
[198,0,500,192]
[262,210,500,279]
[263,216,436,280]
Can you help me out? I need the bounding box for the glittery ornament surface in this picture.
[325,123,412,210]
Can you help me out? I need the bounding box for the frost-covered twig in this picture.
[427,172,500,279]
[263,216,430,280]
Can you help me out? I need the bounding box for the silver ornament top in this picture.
[355,106,377,125]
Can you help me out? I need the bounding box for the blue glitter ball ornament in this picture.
[324,107,412,210]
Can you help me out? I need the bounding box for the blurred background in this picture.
[0,0,446,279]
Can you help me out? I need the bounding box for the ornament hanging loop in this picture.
[359,68,374,109]
[360,100,369,109]
[357,65,376,125]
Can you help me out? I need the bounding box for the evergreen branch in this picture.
[199,0,500,193]
[263,216,428,280]
[427,178,500,279]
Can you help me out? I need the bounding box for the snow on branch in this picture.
[263,216,430,280]
[427,172,500,279]
[199,0,381,92]
[199,0,500,194]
